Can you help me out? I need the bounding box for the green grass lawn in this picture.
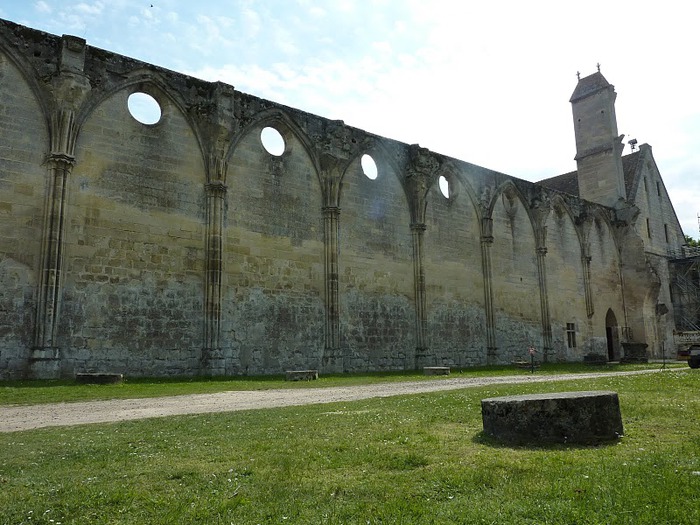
[0,362,682,406]
[1,367,698,524]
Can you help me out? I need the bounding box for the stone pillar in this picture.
[535,229,552,361]
[30,36,90,379]
[322,205,342,372]
[31,108,80,379]
[480,217,497,364]
[411,222,430,367]
[32,151,74,378]
[581,242,594,317]
[403,145,440,369]
[202,176,227,375]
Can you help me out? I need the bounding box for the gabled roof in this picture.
[536,149,644,201]
[536,170,579,196]
[621,149,642,197]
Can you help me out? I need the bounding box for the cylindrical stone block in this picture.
[481,390,623,445]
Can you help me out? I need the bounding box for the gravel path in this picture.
[0,369,664,433]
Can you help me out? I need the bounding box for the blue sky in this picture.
[2,0,698,237]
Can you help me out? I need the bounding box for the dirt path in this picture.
[0,369,666,433]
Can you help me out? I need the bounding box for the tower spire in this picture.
[570,70,626,207]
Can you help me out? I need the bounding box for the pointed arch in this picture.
[583,206,626,356]
[550,194,586,247]
[335,138,415,371]
[74,70,209,177]
[489,179,540,234]
[61,67,210,375]
[227,107,323,188]
[437,162,485,223]
[489,178,541,361]
[341,139,413,196]
[605,308,621,361]
[545,194,589,360]
[424,161,486,366]
[0,33,52,130]
[0,35,52,373]
[223,105,326,374]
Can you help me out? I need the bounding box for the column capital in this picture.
[47,152,75,167]
[205,181,228,196]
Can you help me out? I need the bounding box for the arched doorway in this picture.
[605,309,620,361]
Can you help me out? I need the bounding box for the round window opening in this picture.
[361,154,378,180]
[127,92,162,125]
[438,175,450,198]
[260,127,285,156]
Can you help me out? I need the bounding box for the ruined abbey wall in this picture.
[0,19,678,379]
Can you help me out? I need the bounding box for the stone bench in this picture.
[75,372,124,385]
[285,370,319,381]
[512,360,540,370]
[423,366,450,376]
[583,353,608,365]
[481,390,623,445]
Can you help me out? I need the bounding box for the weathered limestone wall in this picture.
[631,146,686,256]
[62,86,207,376]
[0,19,680,378]
[225,120,325,374]
[544,198,589,361]
[337,151,415,372]
[424,170,485,368]
[0,51,46,378]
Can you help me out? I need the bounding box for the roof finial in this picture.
[596,62,601,73]
[576,71,580,80]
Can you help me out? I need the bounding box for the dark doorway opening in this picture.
[605,309,619,361]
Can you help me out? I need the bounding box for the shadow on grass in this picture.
[472,430,623,451]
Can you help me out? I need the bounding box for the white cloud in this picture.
[5,0,696,236]
[34,1,52,14]
[75,2,104,16]
[241,6,261,38]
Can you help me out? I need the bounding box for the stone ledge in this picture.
[423,366,450,376]
[481,390,623,445]
[583,353,608,365]
[75,372,124,385]
[285,370,319,381]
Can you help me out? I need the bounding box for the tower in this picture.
[570,69,626,208]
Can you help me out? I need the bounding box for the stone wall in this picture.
[0,19,680,378]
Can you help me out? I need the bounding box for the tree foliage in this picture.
[685,235,700,247]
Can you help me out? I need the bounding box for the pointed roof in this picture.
[570,71,613,103]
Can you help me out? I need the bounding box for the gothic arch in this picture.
[435,162,484,222]
[550,195,586,247]
[488,179,538,235]
[545,194,591,359]
[589,207,622,261]
[335,139,413,218]
[488,178,542,360]
[227,108,322,187]
[0,34,52,128]
[423,161,486,366]
[74,71,209,179]
[605,308,621,361]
